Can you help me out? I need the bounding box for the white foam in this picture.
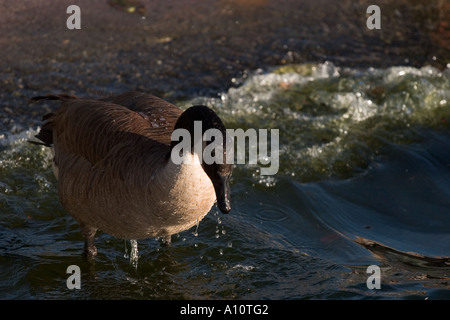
[0,127,40,147]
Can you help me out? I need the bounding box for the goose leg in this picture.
[80,223,98,258]
[163,235,171,246]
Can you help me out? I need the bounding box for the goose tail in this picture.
[30,94,78,147]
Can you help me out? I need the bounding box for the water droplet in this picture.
[123,239,129,258]
[193,219,200,236]
[130,240,139,268]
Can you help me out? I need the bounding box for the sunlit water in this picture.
[1,62,449,299]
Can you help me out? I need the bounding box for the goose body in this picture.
[33,92,232,256]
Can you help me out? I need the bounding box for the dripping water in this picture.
[123,239,139,268]
[130,240,139,268]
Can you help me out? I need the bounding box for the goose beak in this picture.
[215,175,231,214]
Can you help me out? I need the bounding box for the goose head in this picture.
[170,105,232,214]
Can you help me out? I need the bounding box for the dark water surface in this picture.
[1,0,450,300]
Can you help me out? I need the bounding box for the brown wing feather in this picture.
[34,92,182,166]
[102,91,183,145]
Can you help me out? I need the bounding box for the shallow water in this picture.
[1,62,449,299]
[1,0,450,301]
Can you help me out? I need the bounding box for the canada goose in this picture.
[32,91,232,257]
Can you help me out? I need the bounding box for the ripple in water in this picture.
[185,62,450,183]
